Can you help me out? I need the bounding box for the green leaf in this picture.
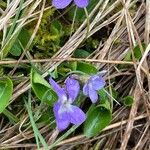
[133,43,146,59]
[123,96,134,107]
[31,69,57,106]
[76,61,97,75]
[49,68,58,79]
[10,28,31,56]
[0,77,13,113]
[98,89,108,104]
[10,41,22,56]
[84,103,112,137]
[98,100,111,111]
[124,43,146,61]
[25,91,49,150]
[65,62,77,71]
[73,49,90,58]
[1,29,21,58]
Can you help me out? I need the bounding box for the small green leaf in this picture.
[73,49,90,58]
[1,31,21,58]
[49,68,58,79]
[10,28,31,56]
[0,77,13,113]
[31,69,57,106]
[123,96,134,107]
[10,41,22,56]
[66,62,77,71]
[133,43,146,59]
[124,43,146,61]
[84,103,112,137]
[76,61,97,75]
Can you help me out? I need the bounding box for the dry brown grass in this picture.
[0,0,150,149]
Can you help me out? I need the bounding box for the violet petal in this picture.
[74,0,89,8]
[69,105,86,125]
[52,0,72,9]
[65,77,80,102]
[49,78,67,100]
[90,75,106,90]
[89,86,98,103]
[53,102,70,131]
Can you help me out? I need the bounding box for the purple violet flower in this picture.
[83,75,106,103]
[52,0,89,9]
[49,77,86,131]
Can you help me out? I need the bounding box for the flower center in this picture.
[88,82,93,89]
[58,95,72,116]
[58,101,72,115]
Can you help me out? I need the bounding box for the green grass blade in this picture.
[25,90,49,150]
[3,109,19,123]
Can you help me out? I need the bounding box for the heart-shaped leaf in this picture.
[84,102,112,137]
[0,77,13,113]
[76,61,97,75]
[10,28,31,56]
[73,49,90,58]
[31,69,57,106]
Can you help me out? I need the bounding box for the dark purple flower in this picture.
[52,0,89,9]
[49,77,86,131]
[83,75,106,103]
